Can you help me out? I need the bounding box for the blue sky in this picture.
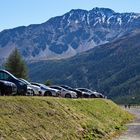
[0,0,140,31]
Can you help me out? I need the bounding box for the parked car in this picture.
[0,69,27,95]
[76,88,90,98]
[50,85,77,98]
[19,78,42,96]
[77,88,104,98]
[0,80,17,95]
[31,82,60,97]
[93,91,105,98]
[60,85,83,98]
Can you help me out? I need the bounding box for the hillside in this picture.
[1,8,140,61]
[29,29,140,102]
[0,97,133,140]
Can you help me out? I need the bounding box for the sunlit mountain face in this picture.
[0,7,140,61]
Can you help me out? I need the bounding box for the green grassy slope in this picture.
[0,97,133,140]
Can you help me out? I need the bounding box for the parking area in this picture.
[0,69,105,98]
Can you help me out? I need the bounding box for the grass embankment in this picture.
[0,97,133,140]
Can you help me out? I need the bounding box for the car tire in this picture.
[44,91,52,96]
[65,93,71,98]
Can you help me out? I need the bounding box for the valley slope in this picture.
[29,29,140,103]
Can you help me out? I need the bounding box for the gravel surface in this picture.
[113,107,140,140]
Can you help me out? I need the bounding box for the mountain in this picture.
[28,29,140,102]
[1,8,140,61]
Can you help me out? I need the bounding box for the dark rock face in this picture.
[0,8,140,61]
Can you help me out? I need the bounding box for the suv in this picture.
[0,70,27,95]
[0,80,17,95]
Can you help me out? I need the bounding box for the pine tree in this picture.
[45,80,52,86]
[5,48,28,79]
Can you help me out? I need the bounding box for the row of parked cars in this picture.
[0,69,105,98]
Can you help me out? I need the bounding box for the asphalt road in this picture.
[113,106,140,140]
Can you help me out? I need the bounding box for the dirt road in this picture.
[113,106,140,140]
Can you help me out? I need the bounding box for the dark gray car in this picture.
[0,69,27,95]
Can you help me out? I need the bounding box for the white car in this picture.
[50,85,77,98]
[77,88,104,98]
[31,83,60,97]
[19,79,42,96]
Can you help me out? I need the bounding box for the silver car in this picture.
[31,83,60,97]
[77,88,104,98]
[50,85,77,98]
[19,79,42,96]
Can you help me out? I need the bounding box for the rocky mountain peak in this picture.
[0,7,140,62]
[91,7,115,14]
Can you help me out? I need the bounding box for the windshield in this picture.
[62,85,73,90]
[19,78,31,85]
[40,84,49,89]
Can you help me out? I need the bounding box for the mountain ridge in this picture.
[1,7,140,61]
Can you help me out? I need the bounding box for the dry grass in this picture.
[0,97,133,140]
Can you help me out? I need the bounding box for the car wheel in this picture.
[44,91,52,96]
[65,93,71,98]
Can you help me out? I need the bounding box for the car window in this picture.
[62,86,69,89]
[41,84,48,89]
[66,86,73,90]
[32,83,40,87]
[0,72,11,80]
[51,86,61,90]
[83,89,88,92]
[21,79,30,85]
[78,88,85,92]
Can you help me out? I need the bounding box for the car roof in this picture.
[31,82,40,85]
[51,85,69,91]
[60,85,73,89]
